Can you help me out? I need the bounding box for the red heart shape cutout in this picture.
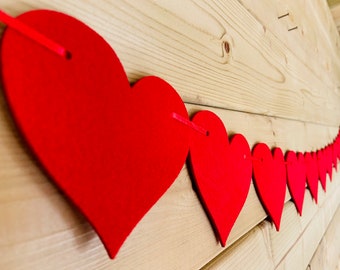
[332,141,338,171]
[304,152,319,203]
[317,149,327,191]
[286,151,306,215]
[324,145,333,181]
[1,10,190,258]
[336,133,340,163]
[189,111,252,246]
[252,144,286,230]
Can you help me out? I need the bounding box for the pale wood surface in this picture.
[201,222,276,270]
[331,4,340,33]
[1,0,340,126]
[240,0,340,91]
[308,206,340,270]
[276,179,340,270]
[275,182,340,270]
[0,0,339,269]
[202,175,340,270]
[0,101,339,270]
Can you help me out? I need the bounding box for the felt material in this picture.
[317,149,327,191]
[304,152,319,203]
[286,151,306,215]
[189,111,252,246]
[0,10,68,58]
[332,140,338,171]
[252,144,286,231]
[336,133,340,162]
[1,8,338,260]
[0,10,190,259]
[324,145,333,180]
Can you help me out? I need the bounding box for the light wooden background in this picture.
[0,0,340,269]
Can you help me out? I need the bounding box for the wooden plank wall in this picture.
[0,0,339,269]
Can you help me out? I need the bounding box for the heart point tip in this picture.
[274,222,280,232]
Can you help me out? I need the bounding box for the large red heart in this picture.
[252,144,286,230]
[304,152,319,203]
[189,111,252,246]
[286,151,306,215]
[0,10,190,258]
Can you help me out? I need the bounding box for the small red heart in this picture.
[286,151,306,215]
[304,152,319,203]
[317,149,327,191]
[324,145,333,180]
[1,10,190,258]
[252,144,286,230]
[336,134,340,161]
[189,111,252,246]
[332,141,338,171]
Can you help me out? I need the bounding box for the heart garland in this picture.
[0,10,339,259]
[252,144,286,231]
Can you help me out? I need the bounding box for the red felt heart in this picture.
[286,151,306,215]
[336,133,340,161]
[332,141,338,171]
[324,145,333,181]
[189,111,252,246]
[304,152,319,203]
[1,10,190,258]
[317,149,327,191]
[252,144,286,230]
[334,134,340,162]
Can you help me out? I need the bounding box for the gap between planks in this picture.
[185,101,340,128]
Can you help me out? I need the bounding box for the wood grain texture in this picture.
[0,0,340,125]
[276,178,340,270]
[239,0,340,92]
[308,206,340,270]
[329,0,340,8]
[201,222,275,270]
[331,4,340,33]
[0,96,338,269]
[0,0,339,269]
[202,174,340,270]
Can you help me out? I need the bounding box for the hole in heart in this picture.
[65,50,72,60]
[249,157,264,163]
[206,130,210,136]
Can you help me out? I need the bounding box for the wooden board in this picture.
[0,98,338,269]
[330,4,340,33]
[0,0,339,269]
[201,222,275,270]
[202,174,340,270]
[277,179,340,270]
[239,0,340,90]
[0,0,340,126]
[308,206,340,270]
